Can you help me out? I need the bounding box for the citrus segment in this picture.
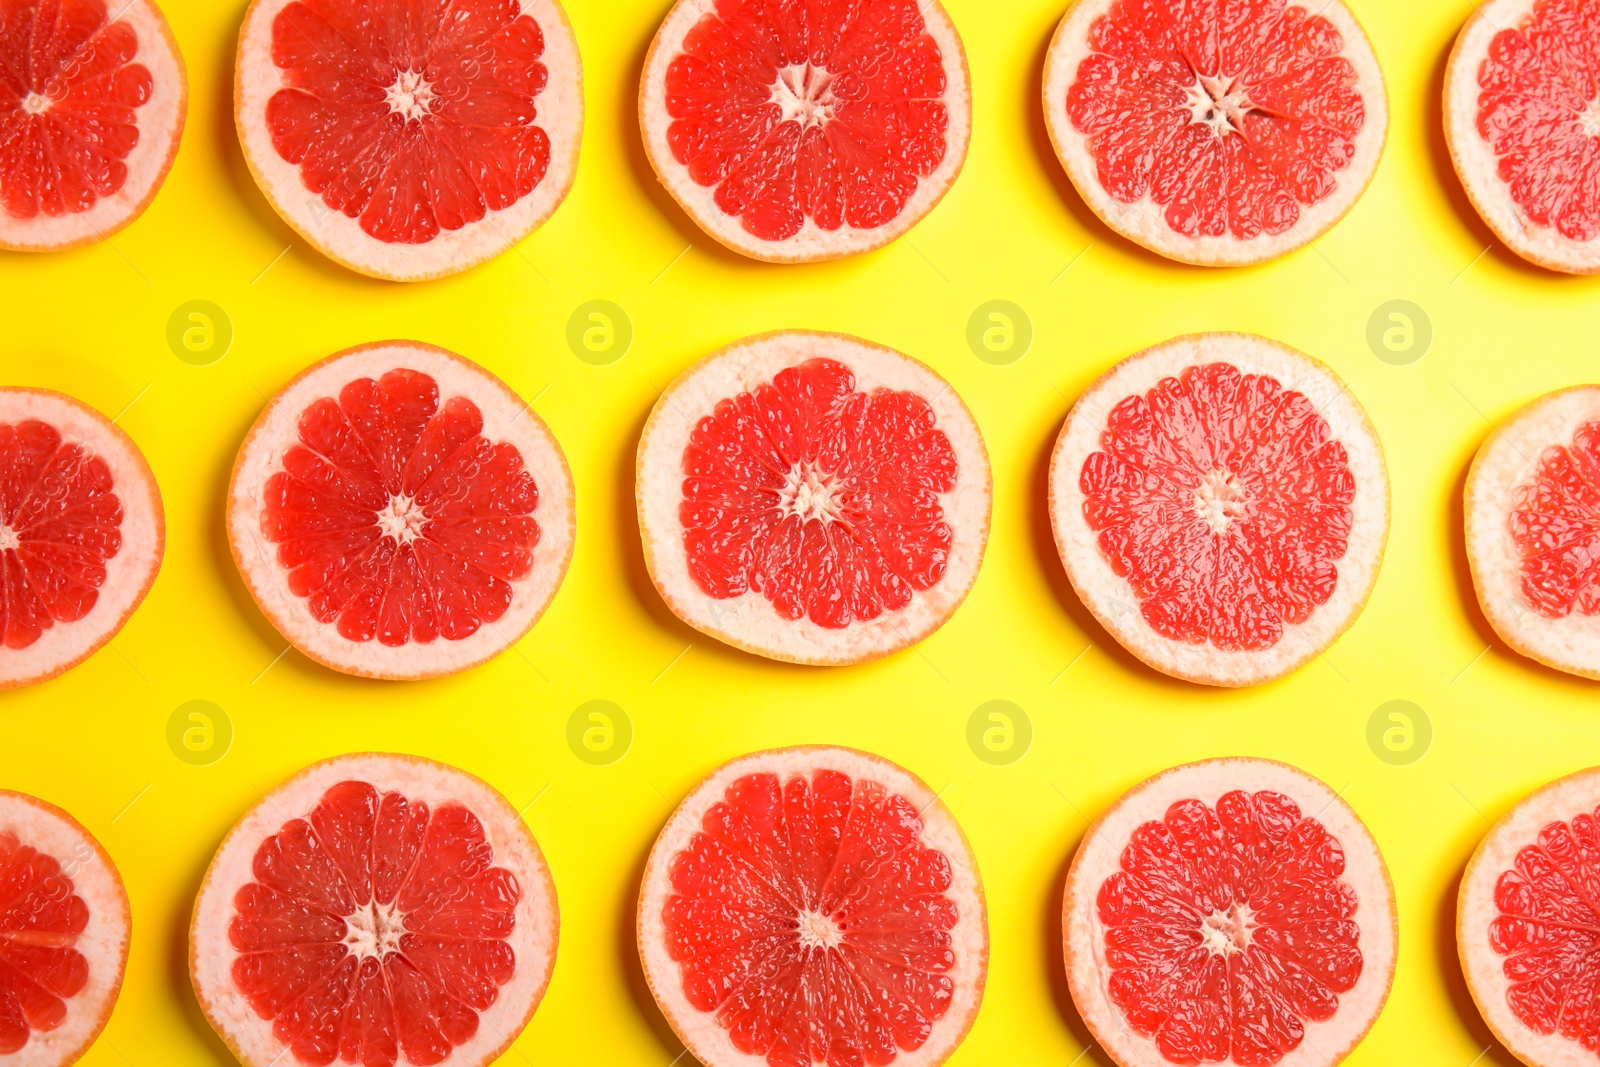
[228,343,574,680]
[639,747,987,1067]
[637,332,990,666]
[640,0,971,262]
[1043,0,1387,266]
[1510,420,1600,619]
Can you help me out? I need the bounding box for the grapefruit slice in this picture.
[1458,766,1600,1067]
[226,342,574,681]
[636,331,991,666]
[639,0,972,263]
[1042,0,1387,267]
[234,0,583,281]
[0,0,187,253]
[638,746,987,1067]
[1048,334,1388,687]
[0,790,130,1067]
[1465,385,1600,680]
[1064,758,1397,1067]
[0,388,164,691]
[1446,0,1600,274]
[190,753,558,1067]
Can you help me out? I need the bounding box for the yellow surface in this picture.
[1,0,1593,1065]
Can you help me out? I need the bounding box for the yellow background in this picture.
[0,0,1590,1064]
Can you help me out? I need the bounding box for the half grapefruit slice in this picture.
[1465,385,1600,680]
[227,342,574,681]
[0,0,187,252]
[636,331,991,666]
[1043,0,1387,266]
[1459,766,1600,1067]
[639,0,972,263]
[0,388,164,691]
[1049,334,1388,687]
[638,746,987,1067]
[0,790,131,1067]
[234,0,583,281]
[1446,0,1600,273]
[190,753,558,1067]
[1064,758,1396,1067]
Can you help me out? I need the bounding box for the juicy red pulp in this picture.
[0,0,153,220]
[1098,789,1363,1066]
[260,368,541,648]
[664,0,951,242]
[1066,0,1366,241]
[0,830,92,1053]
[266,0,552,245]
[0,418,123,651]
[1510,419,1600,618]
[229,780,522,1067]
[1080,362,1355,651]
[681,358,958,630]
[663,769,961,1067]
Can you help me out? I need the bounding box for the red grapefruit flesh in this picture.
[1042,0,1387,267]
[1457,766,1600,1067]
[1446,0,1600,274]
[0,388,164,691]
[1048,334,1388,686]
[1465,385,1600,680]
[0,790,131,1067]
[234,0,583,281]
[638,746,987,1067]
[190,753,558,1067]
[227,342,574,681]
[1064,759,1396,1067]
[0,0,186,252]
[636,331,991,666]
[639,0,972,263]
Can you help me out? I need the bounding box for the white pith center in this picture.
[770,63,837,130]
[377,494,429,544]
[386,70,436,122]
[0,524,16,552]
[20,92,49,116]
[778,461,845,524]
[1200,902,1257,956]
[1582,98,1600,138]
[343,901,406,960]
[1193,468,1248,534]
[1185,73,1254,137]
[796,909,843,951]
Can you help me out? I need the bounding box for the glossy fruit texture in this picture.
[259,368,541,648]
[663,0,950,242]
[1066,0,1365,241]
[682,357,957,630]
[0,419,123,651]
[0,827,92,1053]
[1079,362,1354,652]
[1098,789,1363,1066]
[662,768,961,1066]
[0,0,153,220]
[1509,418,1600,618]
[264,0,553,245]
[228,779,522,1067]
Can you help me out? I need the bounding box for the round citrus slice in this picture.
[1446,0,1600,274]
[639,0,972,263]
[227,342,574,681]
[1048,334,1388,687]
[1042,0,1387,267]
[0,0,186,253]
[0,389,164,691]
[0,790,131,1067]
[1465,385,1600,680]
[636,331,991,666]
[1064,758,1396,1067]
[190,753,557,1067]
[1457,766,1600,1067]
[638,746,987,1067]
[234,0,583,281]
